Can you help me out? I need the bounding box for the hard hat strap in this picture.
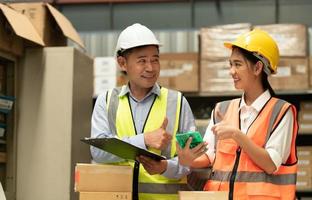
[252,53,272,75]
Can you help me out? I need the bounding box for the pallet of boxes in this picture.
[0,2,94,200]
[253,24,309,91]
[75,163,133,200]
[199,23,252,93]
[297,101,312,191]
[199,23,309,93]
[297,145,312,191]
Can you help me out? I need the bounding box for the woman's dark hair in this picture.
[233,46,275,96]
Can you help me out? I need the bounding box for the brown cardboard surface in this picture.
[46,4,84,48]
[16,47,93,200]
[297,166,312,190]
[9,2,84,48]
[310,57,312,88]
[297,146,312,160]
[79,192,132,200]
[300,101,312,110]
[179,191,228,200]
[200,23,251,59]
[200,58,236,92]
[269,57,309,90]
[0,152,6,163]
[0,3,44,55]
[254,24,307,57]
[158,53,199,92]
[299,110,312,123]
[0,3,43,45]
[75,163,133,192]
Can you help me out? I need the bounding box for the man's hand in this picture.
[144,117,172,150]
[176,137,208,167]
[137,155,167,175]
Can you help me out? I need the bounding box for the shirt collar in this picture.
[239,90,271,112]
[118,83,161,99]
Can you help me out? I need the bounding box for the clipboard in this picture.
[81,137,166,161]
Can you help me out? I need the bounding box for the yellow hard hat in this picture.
[224,29,279,74]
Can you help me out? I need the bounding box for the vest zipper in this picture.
[229,147,241,200]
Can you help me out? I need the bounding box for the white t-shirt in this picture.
[204,90,294,169]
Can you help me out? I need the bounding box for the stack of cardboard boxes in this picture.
[93,57,117,97]
[158,53,199,92]
[254,24,309,91]
[0,2,93,200]
[75,163,133,200]
[299,101,312,134]
[297,146,312,191]
[198,23,309,93]
[199,23,251,92]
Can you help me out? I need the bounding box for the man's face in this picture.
[118,45,160,90]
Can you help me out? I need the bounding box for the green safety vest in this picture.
[106,86,188,200]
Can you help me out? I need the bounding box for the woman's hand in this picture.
[176,137,208,167]
[211,121,240,140]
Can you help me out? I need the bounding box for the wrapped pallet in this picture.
[200,58,236,92]
[254,24,307,57]
[159,53,199,92]
[200,23,251,59]
[269,57,309,90]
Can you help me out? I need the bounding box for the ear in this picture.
[117,56,127,73]
[254,61,264,76]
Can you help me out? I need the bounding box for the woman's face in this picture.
[228,48,258,91]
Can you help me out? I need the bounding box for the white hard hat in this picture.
[116,23,160,56]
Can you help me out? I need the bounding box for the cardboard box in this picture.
[9,2,84,48]
[179,191,228,200]
[158,53,199,92]
[299,110,312,123]
[75,163,133,192]
[310,57,312,88]
[94,76,116,97]
[0,3,43,55]
[200,23,251,59]
[200,59,236,92]
[16,47,93,200]
[94,57,117,77]
[296,166,312,191]
[297,166,312,180]
[0,152,5,163]
[269,57,309,91]
[254,24,307,57]
[299,123,312,134]
[297,146,312,160]
[80,192,132,200]
[300,101,312,111]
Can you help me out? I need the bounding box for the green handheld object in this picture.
[176,131,203,149]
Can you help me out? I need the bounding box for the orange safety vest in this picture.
[204,97,298,200]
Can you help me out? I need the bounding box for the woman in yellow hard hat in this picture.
[177,29,298,200]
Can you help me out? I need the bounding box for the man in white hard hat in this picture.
[91,23,205,200]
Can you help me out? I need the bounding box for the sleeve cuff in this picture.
[162,159,190,179]
[125,134,147,150]
[267,148,282,171]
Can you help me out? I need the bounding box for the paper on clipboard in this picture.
[81,137,166,161]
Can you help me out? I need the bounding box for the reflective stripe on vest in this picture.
[211,171,296,185]
[107,86,186,200]
[205,97,298,199]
